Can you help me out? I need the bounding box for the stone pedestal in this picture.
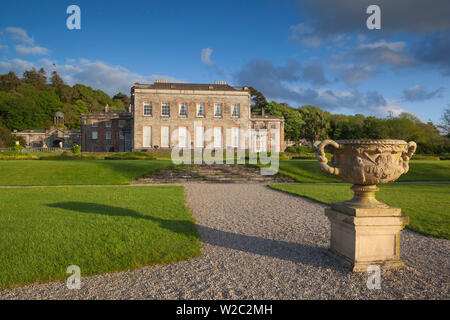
[325,204,409,272]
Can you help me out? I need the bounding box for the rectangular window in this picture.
[178,126,188,148]
[161,102,170,117]
[92,145,97,152]
[119,131,124,140]
[196,103,205,117]
[214,103,223,117]
[92,121,98,128]
[92,131,98,139]
[105,121,112,128]
[119,120,125,128]
[161,126,170,148]
[195,126,205,148]
[143,102,152,116]
[106,131,111,140]
[143,126,152,147]
[179,103,187,117]
[231,104,240,118]
[231,127,240,148]
[214,127,223,148]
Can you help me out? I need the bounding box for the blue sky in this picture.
[0,0,449,124]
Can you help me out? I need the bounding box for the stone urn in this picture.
[314,139,417,271]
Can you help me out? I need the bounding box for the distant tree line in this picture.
[248,87,450,155]
[0,68,130,147]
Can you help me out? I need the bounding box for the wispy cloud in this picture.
[15,45,50,56]
[201,48,214,66]
[3,27,34,44]
[402,85,445,102]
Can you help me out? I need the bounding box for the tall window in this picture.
[119,120,125,128]
[106,131,111,140]
[92,131,98,139]
[231,127,240,148]
[119,131,124,140]
[214,127,223,148]
[143,126,152,147]
[196,103,205,117]
[179,103,187,117]
[161,102,170,117]
[231,104,240,118]
[214,103,223,117]
[195,126,205,148]
[143,102,152,116]
[92,121,98,128]
[161,126,170,148]
[178,126,188,148]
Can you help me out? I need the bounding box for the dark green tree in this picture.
[0,72,22,92]
[299,105,329,145]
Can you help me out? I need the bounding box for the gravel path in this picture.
[0,184,448,299]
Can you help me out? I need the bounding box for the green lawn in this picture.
[273,160,450,183]
[270,183,450,239]
[0,160,173,186]
[0,186,201,290]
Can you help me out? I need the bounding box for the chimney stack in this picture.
[105,104,109,112]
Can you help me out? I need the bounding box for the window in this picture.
[196,103,205,117]
[106,131,111,140]
[105,121,111,128]
[214,103,222,117]
[143,102,152,116]
[143,126,152,147]
[161,102,170,117]
[92,145,98,152]
[119,131,124,140]
[119,120,125,128]
[178,126,188,148]
[214,127,223,148]
[231,104,240,118]
[195,126,205,148]
[161,126,170,148]
[92,131,98,139]
[92,121,98,128]
[179,103,187,117]
[271,124,276,129]
[231,127,240,148]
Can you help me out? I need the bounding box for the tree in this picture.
[248,86,267,114]
[437,108,450,137]
[23,67,47,90]
[299,105,329,145]
[50,71,65,87]
[0,72,22,92]
[265,102,304,141]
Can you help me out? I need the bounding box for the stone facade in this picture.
[15,112,81,148]
[81,106,132,152]
[131,81,285,152]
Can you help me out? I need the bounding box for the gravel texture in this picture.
[0,183,448,300]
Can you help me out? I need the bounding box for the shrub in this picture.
[72,145,81,154]
[13,144,23,152]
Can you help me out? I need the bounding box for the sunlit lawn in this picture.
[0,186,201,290]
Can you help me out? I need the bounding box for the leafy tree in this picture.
[23,67,47,90]
[248,86,267,114]
[265,101,304,141]
[50,71,65,87]
[0,72,22,92]
[113,92,131,109]
[299,105,329,145]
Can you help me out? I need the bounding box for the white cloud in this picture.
[15,45,50,56]
[0,58,35,76]
[3,27,34,44]
[201,48,214,66]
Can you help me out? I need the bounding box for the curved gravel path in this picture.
[0,184,448,299]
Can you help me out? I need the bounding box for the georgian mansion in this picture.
[20,81,285,153]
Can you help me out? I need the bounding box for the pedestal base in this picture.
[325,208,409,272]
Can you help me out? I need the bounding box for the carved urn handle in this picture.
[314,140,341,177]
[401,141,417,173]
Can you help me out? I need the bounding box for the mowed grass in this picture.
[0,160,173,186]
[0,186,201,290]
[274,160,450,183]
[270,183,450,239]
